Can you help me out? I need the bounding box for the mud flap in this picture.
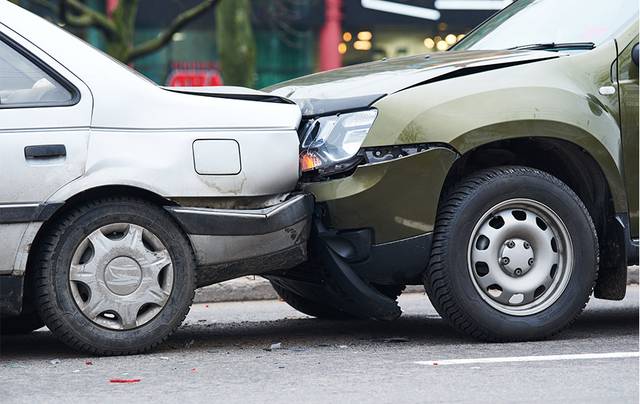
[0,275,24,316]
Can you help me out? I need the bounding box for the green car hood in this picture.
[266,50,560,116]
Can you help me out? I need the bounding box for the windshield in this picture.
[454,0,638,51]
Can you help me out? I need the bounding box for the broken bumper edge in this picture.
[165,194,314,287]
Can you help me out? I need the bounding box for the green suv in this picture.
[266,0,639,341]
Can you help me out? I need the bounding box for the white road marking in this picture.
[414,352,640,366]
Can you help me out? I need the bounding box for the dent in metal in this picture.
[190,219,310,287]
[170,194,290,210]
[365,39,628,212]
[12,222,43,275]
[0,223,30,275]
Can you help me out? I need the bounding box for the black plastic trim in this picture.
[162,87,295,105]
[351,233,432,285]
[0,275,24,316]
[166,194,314,236]
[24,144,66,159]
[319,228,432,286]
[0,202,63,224]
[313,207,433,286]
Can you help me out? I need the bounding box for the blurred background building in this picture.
[17,0,513,88]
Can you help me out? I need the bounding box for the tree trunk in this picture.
[215,0,256,88]
[106,0,138,63]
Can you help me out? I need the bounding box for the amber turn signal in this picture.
[300,152,322,172]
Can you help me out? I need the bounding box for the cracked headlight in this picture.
[299,110,377,176]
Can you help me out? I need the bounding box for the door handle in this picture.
[24,144,66,160]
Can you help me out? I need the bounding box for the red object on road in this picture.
[109,379,141,384]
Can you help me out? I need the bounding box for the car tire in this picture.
[0,310,44,335]
[33,197,195,355]
[271,277,404,320]
[271,281,354,319]
[424,166,598,341]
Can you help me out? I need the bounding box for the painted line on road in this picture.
[414,352,640,366]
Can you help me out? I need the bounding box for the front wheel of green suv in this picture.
[424,166,598,341]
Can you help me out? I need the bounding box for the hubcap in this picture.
[467,198,573,316]
[104,257,142,296]
[69,223,174,330]
[499,238,534,277]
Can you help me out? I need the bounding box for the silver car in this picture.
[0,1,312,355]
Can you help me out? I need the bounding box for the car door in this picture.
[0,26,92,274]
[617,35,639,239]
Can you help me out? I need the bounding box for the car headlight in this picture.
[299,110,377,176]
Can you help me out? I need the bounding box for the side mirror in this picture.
[632,43,639,66]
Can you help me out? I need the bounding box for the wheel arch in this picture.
[441,136,628,300]
[19,185,182,306]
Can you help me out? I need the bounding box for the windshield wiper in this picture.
[508,42,595,51]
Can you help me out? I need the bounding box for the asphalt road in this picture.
[1,287,638,404]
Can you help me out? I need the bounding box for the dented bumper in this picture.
[165,194,314,287]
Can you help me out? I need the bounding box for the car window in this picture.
[0,38,73,107]
[454,0,639,51]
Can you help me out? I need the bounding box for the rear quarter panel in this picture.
[48,128,301,202]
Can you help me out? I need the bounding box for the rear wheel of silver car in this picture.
[424,166,598,341]
[34,197,195,355]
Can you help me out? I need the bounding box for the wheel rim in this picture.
[467,198,573,316]
[69,223,174,330]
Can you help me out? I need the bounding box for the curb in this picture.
[194,266,640,304]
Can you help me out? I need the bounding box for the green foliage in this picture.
[215,0,256,87]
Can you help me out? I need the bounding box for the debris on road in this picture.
[49,359,60,365]
[85,360,93,366]
[264,342,283,351]
[109,379,141,384]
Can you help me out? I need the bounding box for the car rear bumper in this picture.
[165,194,314,287]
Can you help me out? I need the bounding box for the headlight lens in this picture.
[299,110,378,175]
